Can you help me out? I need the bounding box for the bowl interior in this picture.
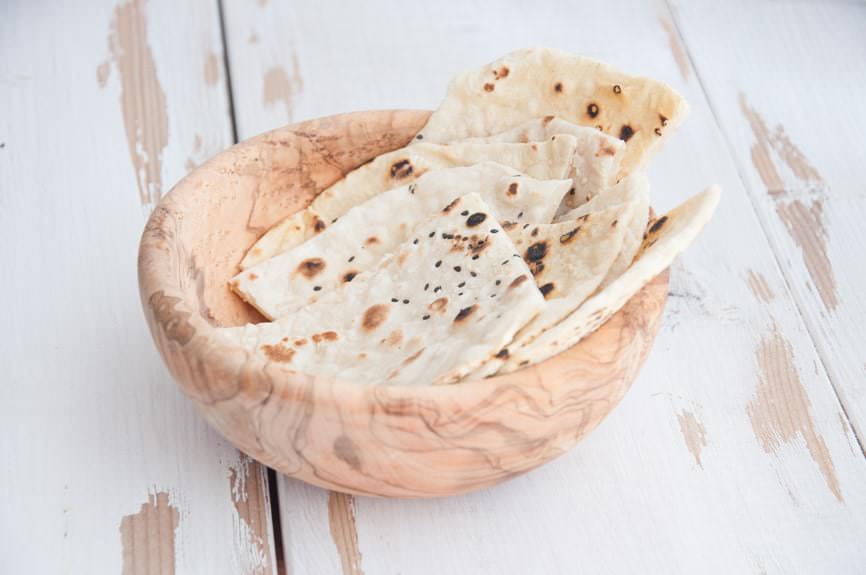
[139,110,669,497]
[177,110,433,329]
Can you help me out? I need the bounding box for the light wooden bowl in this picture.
[138,110,669,498]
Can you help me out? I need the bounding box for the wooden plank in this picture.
[669,0,866,443]
[0,1,275,572]
[220,0,866,572]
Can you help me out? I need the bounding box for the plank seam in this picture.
[216,0,239,144]
[663,0,866,458]
[215,0,287,572]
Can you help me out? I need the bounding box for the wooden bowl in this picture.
[138,110,669,498]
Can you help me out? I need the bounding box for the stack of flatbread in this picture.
[221,48,720,386]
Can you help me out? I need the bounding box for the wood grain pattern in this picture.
[120,492,179,575]
[6,0,866,573]
[0,0,275,572]
[138,110,669,497]
[671,0,866,443]
[218,1,866,572]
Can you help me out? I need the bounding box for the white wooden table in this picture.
[3,1,866,573]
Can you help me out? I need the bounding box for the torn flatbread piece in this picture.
[467,203,631,379]
[232,163,570,319]
[221,193,545,386]
[556,173,650,288]
[499,186,721,373]
[414,47,688,180]
[464,116,625,210]
[241,135,579,268]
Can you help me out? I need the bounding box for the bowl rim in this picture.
[139,109,669,409]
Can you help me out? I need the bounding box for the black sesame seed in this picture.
[458,282,466,288]
[434,286,442,293]
[470,271,477,277]
[422,314,430,320]
[435,260,442,268]
[428,231,435,238]
[348,256,355,262]
[460,210,469,216]
[402,299,409,304]
[523,224,530,229]
[490,293,497,298]
[502,260,509,265]
[313,286,322,291]
[391,298,399,303]
[472,255,479,260]
[424,283,429,291]
[458,292,464,297]
[517,211,524,219]
[491,229,499,234]
[453,266,461,272]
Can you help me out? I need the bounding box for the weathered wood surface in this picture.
[0,0,274,573]
[221,0,866,573]
[4,0,865,572]
[671,0,866,442]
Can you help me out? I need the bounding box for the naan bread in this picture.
[556,173,650,288]
[464,116,625,210]
[221,193,545,386]
[414,47,688,180]
[499,186,721,373]
[240,135,579,268]
[467,203,631,379]
[231,163,571,319]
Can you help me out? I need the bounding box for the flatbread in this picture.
[499,186,721,373]
[221,193,545,386]
[467,203,631,379]
[414,47,688,180]
[231,163,571,319]
[240,135,579,268]
[464,116,625,210]
[556,173,650,288]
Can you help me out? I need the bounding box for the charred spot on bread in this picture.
[509,275,529,289]
[390,159,413,179]
[619,125,635,142]
[649,215,668,234]
[454,305,477,322]
[361,304,389,331]
[525,241,548,262]
[297,258,325,278]
[261,344,295,363]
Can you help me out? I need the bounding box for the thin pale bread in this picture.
[240,135,579,268]
[467,203,631,379]
[221,193,545,387]
[556,173,650,288]
[231,163,571,319]
[499,186,721,373]
[414,47,688,180]
[464,116,625,210]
